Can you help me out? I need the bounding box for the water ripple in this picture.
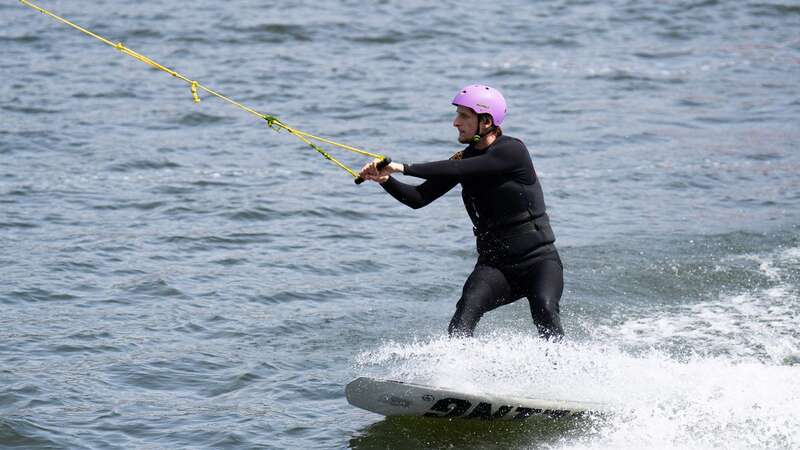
[221,23,313,43]
[107,159,181,172]
[3,0,799,448]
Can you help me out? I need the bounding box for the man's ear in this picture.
[480,115,494,130]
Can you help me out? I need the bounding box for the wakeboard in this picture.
[346,377,607,421]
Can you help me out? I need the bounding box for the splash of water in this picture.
[356,333,799,449]
[354,246,800,449]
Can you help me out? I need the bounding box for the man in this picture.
[359,84,563,339]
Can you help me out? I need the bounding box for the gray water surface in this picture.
[2,0,799,448]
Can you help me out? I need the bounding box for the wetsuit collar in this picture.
[472,133,501,151]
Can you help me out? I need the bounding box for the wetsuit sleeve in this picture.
[380,176,458,209]
[403,140,523,179]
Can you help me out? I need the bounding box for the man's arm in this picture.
[380,176,458,209]
[403,143,522,179]
[376,141,525,180]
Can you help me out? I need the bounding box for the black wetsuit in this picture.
[381,134,563,339]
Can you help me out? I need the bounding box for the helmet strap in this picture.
[472,114,496,143]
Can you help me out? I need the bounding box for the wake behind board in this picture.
[346,377,607,421]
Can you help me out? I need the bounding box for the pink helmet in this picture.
[452,84,507,126]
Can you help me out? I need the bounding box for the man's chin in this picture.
[457,135,472,144]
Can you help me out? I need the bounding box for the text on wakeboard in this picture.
[423,397,576,420]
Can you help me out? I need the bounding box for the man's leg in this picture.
[448,265,512,337]
[525,256,564,340]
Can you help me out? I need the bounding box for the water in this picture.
[1,0,799,448]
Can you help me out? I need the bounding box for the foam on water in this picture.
[356,334,800,449]
[609,246,800,364]
[355,246,800,449]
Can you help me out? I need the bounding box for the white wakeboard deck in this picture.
[346,377,607,421]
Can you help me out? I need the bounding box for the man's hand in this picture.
[359,159,403,183]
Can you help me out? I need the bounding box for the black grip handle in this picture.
[354,157,392,185]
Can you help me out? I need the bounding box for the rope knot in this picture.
[190,81,200,103]
[263,114,281,131]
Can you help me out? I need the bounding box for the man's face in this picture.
[453,106,478,144]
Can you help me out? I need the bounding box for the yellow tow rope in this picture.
[19,0,391,183]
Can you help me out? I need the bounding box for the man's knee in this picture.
[531,295,560,320]
[530,295,563,339]
[448,293,488,337]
